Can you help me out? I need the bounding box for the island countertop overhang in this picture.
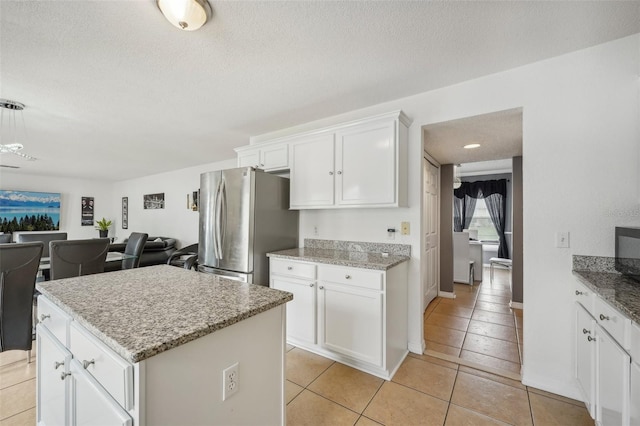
[36,265,293,363]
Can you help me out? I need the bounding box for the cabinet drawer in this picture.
[69,322,133,410]
[318,265,383,291]
[594,297,630,350]
[37,296,71,347]
[271,259,316,279]
[631,322,640,362]
[573,280,594,315]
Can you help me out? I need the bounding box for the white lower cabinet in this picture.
[318,281,383,366]
[271,275,317,345]
[631,361,640,426]
[37,325,71,426]
[595,324,630,426]
[575,303,596,417]
[69,359,132,426]
[573,279,635,426]
[270,258,408,379]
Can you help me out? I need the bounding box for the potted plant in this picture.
[95,218,112,238]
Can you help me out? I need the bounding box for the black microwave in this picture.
[615,226,640,282]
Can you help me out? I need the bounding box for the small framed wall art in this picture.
[81,196,94,226]
[122,197,128,229]
[143,193,165,210]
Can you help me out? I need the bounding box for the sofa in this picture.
[105,236,176,272]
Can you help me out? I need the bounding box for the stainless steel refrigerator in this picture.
[197,167,299,285]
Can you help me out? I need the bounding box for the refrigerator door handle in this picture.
[219,179,227,259]
[214,179,223,259]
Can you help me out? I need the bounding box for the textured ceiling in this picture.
[1,1,638,181]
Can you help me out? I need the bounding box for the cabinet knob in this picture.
[82,359,95,369]
[345,275,351,279]
[575,290,584,296]
[309,283,314,287]
[599,314,610,321]
[587,336,596,342]
[582,328,591,335]
[329,171,334,175]
[60,372,71,380]
[337,171,342,175]
[319,286,324,290]
[54,361,64,370]
[39,314,50,322]
[287,266,293,270]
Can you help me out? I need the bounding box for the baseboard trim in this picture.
[510,301,524,309]
[408,339,425,355]
[438,291,456,299]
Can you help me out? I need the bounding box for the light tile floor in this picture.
[425,267,523,376]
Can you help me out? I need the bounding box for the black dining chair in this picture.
[49,238,110,280]
[0,242,44,363]
[121,232,148,270]
[167,243,198,270]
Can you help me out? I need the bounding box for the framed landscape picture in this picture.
[0,190,61,232]
[122,197,128,229]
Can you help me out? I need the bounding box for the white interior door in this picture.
[423,157,439,310]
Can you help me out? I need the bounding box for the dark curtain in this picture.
[454,183,478,232]
[453,195,464,232]
[481,180,508,258]
[463,195,477,230]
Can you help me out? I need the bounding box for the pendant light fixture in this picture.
[157,0,211,31]
[0,99,36,161]
[453,164,462,189]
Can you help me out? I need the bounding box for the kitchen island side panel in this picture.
[141,305,285,425]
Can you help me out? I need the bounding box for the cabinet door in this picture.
[69,359,132,426]
[271,276,317,345]
[575,303,596,417]
[631,361,640,426]
[318,282,383,366]
[238,150,260,168]
[596,325,630,426]
[335,119,396,206]
[290,133,335,208]
[261,144,288,171]
[37,325,71,426]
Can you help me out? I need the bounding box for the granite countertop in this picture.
[267,247,409,270]
[572,256,640,324]
[36,265,292,364]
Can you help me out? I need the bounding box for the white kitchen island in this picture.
[36,265,292,426]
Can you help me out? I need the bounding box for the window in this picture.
[468,198,499,241]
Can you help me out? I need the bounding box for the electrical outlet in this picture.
[222,362,239,401]
[313,225,319,236]
[401,221,410,235]
[556,232,570,248]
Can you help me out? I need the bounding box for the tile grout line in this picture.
[0,406,36,423]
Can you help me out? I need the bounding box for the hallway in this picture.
[424,267,523,376]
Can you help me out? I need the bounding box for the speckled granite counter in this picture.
[573,255,640,324]
[267,247,409,270]
[36,265,292,363]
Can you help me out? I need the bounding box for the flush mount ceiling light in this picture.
[464,143,481,149]
[157,0,211,31]
[0,99,36,161]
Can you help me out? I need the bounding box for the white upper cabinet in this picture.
[236,142,289,172]
[290,132,335,208]
[290,111,410,209]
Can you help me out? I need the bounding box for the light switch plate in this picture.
[556,232,570,248]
